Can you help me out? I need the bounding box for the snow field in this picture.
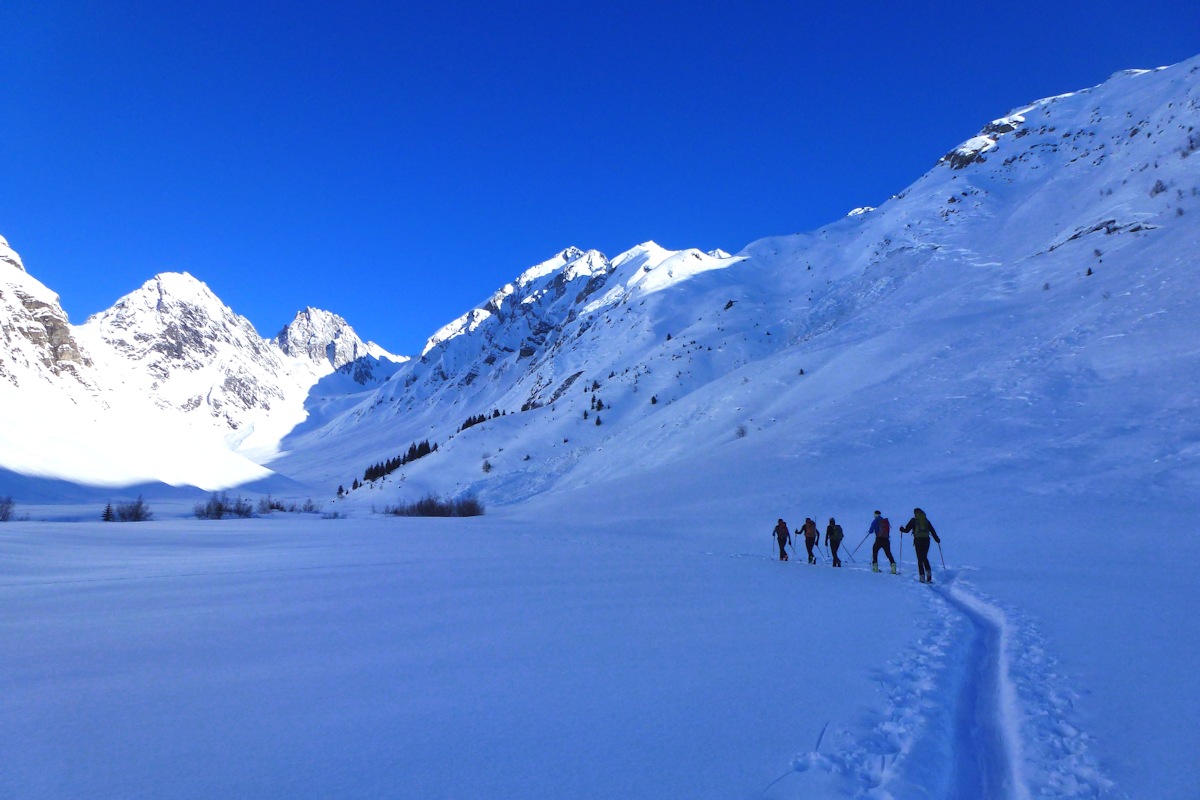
[1,513,927,799]
[7,480,1195,797]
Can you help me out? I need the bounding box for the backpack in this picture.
[878,517,890,537]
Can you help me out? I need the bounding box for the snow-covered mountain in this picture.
[5,56,1199,800]
[274,56,1200,506]
[274,307,393,371]
[2,56,1198,499]
[0,249,401,488]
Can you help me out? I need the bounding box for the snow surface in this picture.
[2,488,1195,798]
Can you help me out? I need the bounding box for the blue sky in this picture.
[2,1,1195,354]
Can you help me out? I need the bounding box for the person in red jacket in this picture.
[773,519,792,561]
[800,518,820,563]
[868,510,896,574]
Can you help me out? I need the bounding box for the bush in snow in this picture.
[736,424,748,439]
[194,492,252,520]
[116,496,153,522]
[381,495,485,517]
[257,495,287,514]
[0,495,14,522]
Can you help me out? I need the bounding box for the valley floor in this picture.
[1,500,1195,798]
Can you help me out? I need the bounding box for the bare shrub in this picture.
[257,495,286,514]
[116,495,153,522]
[194,492,252,520]
[0,496,14,522]
[382,494,485,517]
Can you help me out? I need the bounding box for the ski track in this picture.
[774,568,1120,799]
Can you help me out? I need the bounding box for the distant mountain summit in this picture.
[0,250,400,487]
[275,307,394,372]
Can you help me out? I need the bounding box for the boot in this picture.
[871,562,880,573]
[890,562,897,575]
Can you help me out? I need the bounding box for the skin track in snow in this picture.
[936,577,1030,800]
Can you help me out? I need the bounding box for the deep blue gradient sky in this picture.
[2,2,1196,354]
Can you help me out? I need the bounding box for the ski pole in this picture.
[897,532,903,574]
[936,539,946,569]
[850,532,871,557]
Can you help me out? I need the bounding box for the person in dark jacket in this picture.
[800,518,819,563]
[773,519,792,561]
[900,508,941,583]
[868,510,896,574]
[825,518,844,567]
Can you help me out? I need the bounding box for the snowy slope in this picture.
[276,58,1200,510]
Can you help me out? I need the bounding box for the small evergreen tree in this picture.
[102,503,115,522]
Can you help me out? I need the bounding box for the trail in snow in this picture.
[775,565,1117,799]
[934,577,1029,800]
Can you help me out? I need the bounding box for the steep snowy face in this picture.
[274,307,400,372]
[0,237,93,389]
[400,242,736,404]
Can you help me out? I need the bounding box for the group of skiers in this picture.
[772,508,942,583]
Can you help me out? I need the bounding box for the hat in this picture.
[874,510,881,516]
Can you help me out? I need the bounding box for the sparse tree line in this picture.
[344,439,439,494]
[459,409,504,432]
[195,493,321,519]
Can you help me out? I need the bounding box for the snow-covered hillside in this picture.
[276,58,1200,510]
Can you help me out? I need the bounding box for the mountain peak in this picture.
[0,235,27,273]
[275,306,397,370]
